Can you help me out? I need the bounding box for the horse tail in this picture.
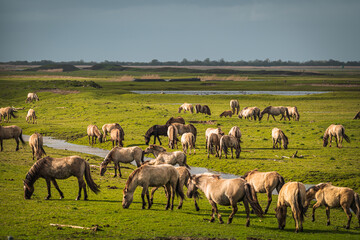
[276,175,285,194]
[19,130,25,145]
[84,161,100,194]
[10,111,17,119]
[294,184,306,222]
[285,107,290,120]
[175,176,185,199]
[244,183,263,217]
[294,106,300,121]
[342,127,350,143]
[183,154,191,169]
[220,138,228,155]
[352,192,360,220]
[141,150,145,163]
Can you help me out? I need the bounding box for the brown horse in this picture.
[102,123,124,142]
[272,128,289,149]
[205,127,224,149]
[187,173,263,225]
[23,156,100,200]
[353,111,360,120]
[110,128,124,147]
[167,124,179,149]
[207,133,221,158]
[178,103,194,113]
[219,135,241,159]
[195,104,211,115]
[287,106,300,121]
[241,169,285,214]
[87,124,103,145]
[100,146,144,177]
[181,132,196,155]
[0,125,25,151]
[238,107,260,121]
[323,124,350,148]
[230,99,240,115]
[29,132,46,160]
[275,182,306,233]
[166,116,185,126]
[144,124,168,145]
[122,164,185,210]
[26,109,37,124]
[0,107,17,122]
[144,144,190,168]
[25,92,39,103]
[228,126,242,143]
[260,106,290,121]
[306,183,360,229]
[220,110,233,118]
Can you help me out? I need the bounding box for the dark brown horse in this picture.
[166,117,185,126]
[0,125,25,151]
[195,104,211,115]
[144,125,168,145]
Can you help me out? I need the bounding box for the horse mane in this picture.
[149,144,166,152]
[145,125,155,138]
[25,156,51,185]
[263,106,272,112]
[280,131,288,142]
[242,168,258,179]
[124,167,143,189]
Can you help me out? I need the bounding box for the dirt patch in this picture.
[37,89,80,94]
[189,120,217,125]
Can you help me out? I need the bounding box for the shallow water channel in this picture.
[131,90,328,95]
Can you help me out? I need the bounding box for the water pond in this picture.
[131,90,328,95]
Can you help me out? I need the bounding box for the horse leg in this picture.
[157,135,162,145]
[45,179,52,200]
[165,183,171,210]
[171,182,176,210]
[264,190,272,214]
[150,187,159,205]
[272,115,276,121]
[312,201,322,222]
[231,147,234,159]
[326,206,331,226]
[15,137,19,151]
[51,179,64,199]
[114,163,118,177]
[243,198,251,227]
[210,200,223,224]
[329,135,333,147]
[272,138,276,149]
[342,204,352,229]
[227,200,238,224]
[141,186,148,209]
[146,189,151,209]
[76,177,86,200]
[177,184,184,210]
[88,136,91,145]
[31,146,35,160]
[0,139,3,151]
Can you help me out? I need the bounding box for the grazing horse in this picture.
[238,107,260,121]
[87,124,103,145]
[275,182,306,233]
[178,103,194,113]
[207,133,221,158]
[29,132,46,160]
[144,124,168,145]
[171,123,197,140]
[144,144,190,168]
[228,126,242,143]
[0,125,25,151]
[181,132,196,155]
[102,123,124,142]
[353,111,360,120]
[195,104,211,115]
[205,127,224,149]
[219,135,241,159]
[220,110,233,118]
[26,109,37,124]
[0,107,17,122]
[187,173,263,225]
[306,183,360,229]
[23,156,100,200]
[241,169,285,214]
[100,146,144,177]
[272,128,289,149]
[165,116,185,126]
[167,124,179,149]
[110,128,124,147]
[25,92,39,103]
[323,124,350,148]
[230,99,240,115]
[287,106,300,121]
[122,164,185,210]
[259,106,290,121]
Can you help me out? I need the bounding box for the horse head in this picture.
[122,187,134,209]
[275,206,287,230]
[178,107,182,113]
[23,180,34,199]
[186,176,198,198]
[323,135,329,147]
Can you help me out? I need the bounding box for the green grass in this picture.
[0,70,359,239]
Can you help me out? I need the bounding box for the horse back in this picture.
[0,125,22,139]
[41,156,86,179]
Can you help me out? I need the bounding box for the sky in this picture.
[0,0,359,62]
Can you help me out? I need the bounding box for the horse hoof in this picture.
[177,205,182,209]
[195,207,200,211]
[345,226,350,229]
[327,222,330,226]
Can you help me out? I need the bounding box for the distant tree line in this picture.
[2,58,360,66]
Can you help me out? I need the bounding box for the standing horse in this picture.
[102,123,124,142]
[187,173,263,225]
[26,109,37,124]
[100,146,144,177]
[87,124,103,145]
[165,116,185,126]
[171,123,197,140]
[238,107,260,121]
[323,124,350,148]
[205,127,224,150]
[110,128,124,147]
[219,135,241,159]
[0,125,25,151]
[287,106,300,121]
[181,132,196,155]
[220,110,233,118]
[144,124,168,145]
[259,106,290,121]
[306,183,360,229]
[178,103,194,113]
[29,132,46,160]
[275,182,306,233]
[23,156,100,200]
[144,144,190,168]
[0,107,17,122]
[207,133,221,158]
[167,124,179,149]
[122,164,185,210]
[241,169,285,214]
[25,92,39,103]
[195,104,211,115]
[228,126,242,143]
[230,99,240,115]
[272,128,289,149]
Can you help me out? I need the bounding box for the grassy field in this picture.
[0,68,359,239]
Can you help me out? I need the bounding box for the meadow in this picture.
[0,67,359,239]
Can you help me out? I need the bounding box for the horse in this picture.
[0,107,17,122]
[100,146,144,177]
[187,173,263,225]
[87,124,103,145]
[207,133,221,158]
[323,124,350,148]
[259,106,290,121]
[219,135,241,159]
[23,156,100,200]
[171,123,197,140]
[0,125,25,151]
[167,124,179,149]
[165,116,185,126]
[144,124,168,145]
[241,169,285,214]
[110,128,124,147]
[181,132,196,155]
[102,123,124,142]
[230,99,240,115]
[287,106,300,121]
[205,127,224,150]
[144,144,190,168]
[195,104,211,115]
[29,132,46,160]
[354,111,360,120]
[148,166,200,211]
[238,107,260,121]
[178,103,194,113]
[306,182,360,229]
[122,164,185,210]
[220,110,233,118]
[272,128,289,149]
[228,126,242,143]
[26,109,37,124]
[275,182,306,233]
[25,92,39,103]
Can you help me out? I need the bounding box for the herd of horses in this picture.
[0,93,359,234]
